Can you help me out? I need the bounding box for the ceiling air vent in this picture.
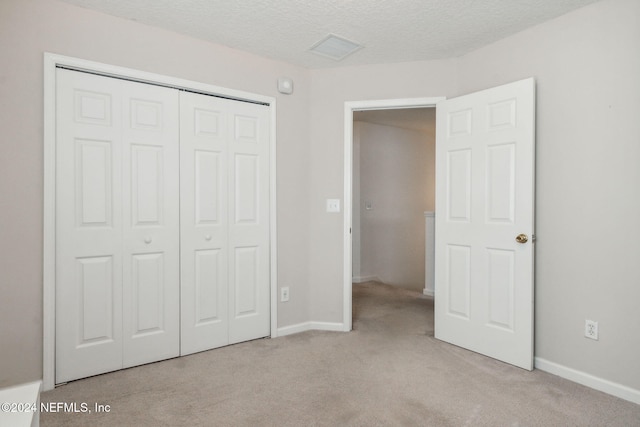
[309,34,363,61]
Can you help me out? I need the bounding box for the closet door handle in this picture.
[205,235,212,241]
[144,237,152,244]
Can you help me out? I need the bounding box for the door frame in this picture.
[342,97,445,331]
[43,53,279,391]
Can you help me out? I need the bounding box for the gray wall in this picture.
[1,0,638,396]
[307,60,457,323]
[354,121,434,292]
[456,0,640,390]
[306,0,640,392]
[0,0,311,387]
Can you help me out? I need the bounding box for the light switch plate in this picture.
[326,199,340,213]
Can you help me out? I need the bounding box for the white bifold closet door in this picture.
[180,91,270,355]
[56,69,180,383]
[56,68,270,383]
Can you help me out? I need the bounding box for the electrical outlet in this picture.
[280,287,289,302]
[585,319,598,340]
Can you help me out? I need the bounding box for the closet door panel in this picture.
[56,69,124,383]
[181,92,270,352]
[180,92,229,355]
[121,80,180,368]
[233,246,259,316]
[195,150,222,224]
[228,102,270,344]
[194,248,224,323]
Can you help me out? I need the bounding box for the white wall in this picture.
[455,0,640,392]
[0,0,311,387]
[355,121,434,292]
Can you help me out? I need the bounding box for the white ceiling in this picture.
[354,108,436,134]
[61,0,600,69]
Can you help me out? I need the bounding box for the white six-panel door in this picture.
[226,99,270,345]
[56,70,125,382]
[180,92,270,355]
[179,92,230,354]
[434,78,535,370]
[56,69,181,382]
[56,68,271,382]
[120,79,180,369]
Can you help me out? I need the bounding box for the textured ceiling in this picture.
[61,0,600,68]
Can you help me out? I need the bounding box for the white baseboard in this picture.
[309,321,346,332]
[422,288,434,297]
[535,357,640,405]
[0,380,41,427]
[277,321,346,337]
[276,322,311,336]
[352,275,379,283]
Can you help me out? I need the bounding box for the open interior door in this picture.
[434,78,535,370]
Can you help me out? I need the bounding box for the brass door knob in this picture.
[515,234,528,244]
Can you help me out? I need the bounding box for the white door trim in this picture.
[43,53,278,391]
[342,97,445,331]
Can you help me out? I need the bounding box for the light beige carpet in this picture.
[41,281,640,426]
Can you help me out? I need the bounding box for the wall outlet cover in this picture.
[585,319,598,340]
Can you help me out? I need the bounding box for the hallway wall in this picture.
[353,121,434,292]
